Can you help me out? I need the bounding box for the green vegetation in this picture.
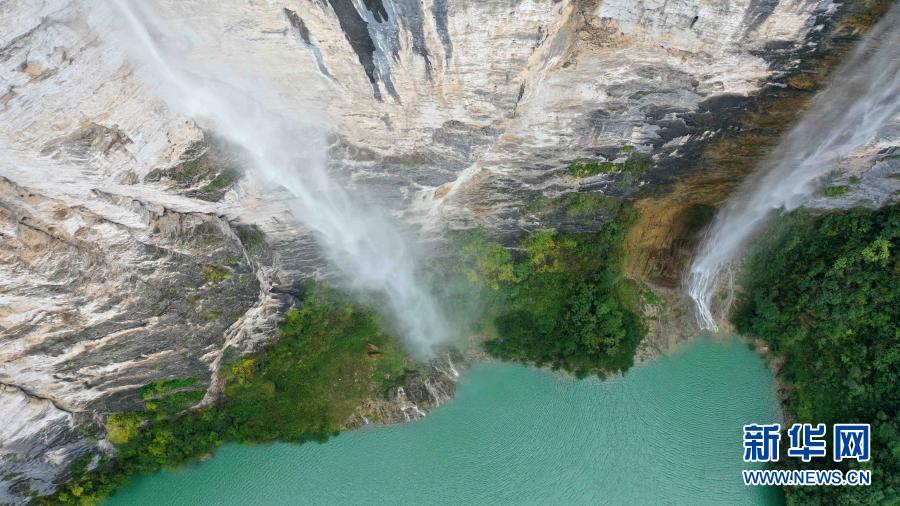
[46,288,409,505]
[569,150,651,178]
[198,167,240,194]
[821,185,850,198]
[570,159,619,177]
[642,286,662,305]
[144,146,242,201]
[528,193,623,219]
[176,157,212,181]
[105,414,142,446]
[138,378,198,399]
[450,204,645,378]
[137,378,204,418]
[236,225,265,250]
[561,193,615,217]
[202,309,223,322]
[200,264,230,284]
[732,205,899,505]
[196,233,224,247]
[144,389,205,418]
[171,155,237,190]
[220,290,407,441]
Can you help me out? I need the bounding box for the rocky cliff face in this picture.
[0,0,892,501]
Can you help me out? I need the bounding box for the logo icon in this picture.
[833,424,870,462]
[743,423,781,462]
[787,423,827,462]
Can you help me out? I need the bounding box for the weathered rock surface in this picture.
[347,354,462,426]
[0,0,895,501]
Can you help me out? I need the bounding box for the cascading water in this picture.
[687,6,900,332]
[106,0,450,356]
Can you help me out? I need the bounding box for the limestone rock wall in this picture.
[0,0,892,501]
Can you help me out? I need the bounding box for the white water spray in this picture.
[107,1,450,356]
[688,6,900,332]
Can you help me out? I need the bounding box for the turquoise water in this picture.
[109,338,781,505]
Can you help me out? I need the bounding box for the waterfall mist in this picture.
[105,0,451,357]
[687,6,900,332]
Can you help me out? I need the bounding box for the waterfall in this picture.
[687,6,900,332]
[107,0,450,356]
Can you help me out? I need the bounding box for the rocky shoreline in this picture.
[346,354,463,427]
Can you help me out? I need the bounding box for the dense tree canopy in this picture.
[453,205,645,378]
[733,205,899,505]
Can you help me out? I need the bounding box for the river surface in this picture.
[109,337,781,505]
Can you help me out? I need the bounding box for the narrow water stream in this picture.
[687,5,900,331]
